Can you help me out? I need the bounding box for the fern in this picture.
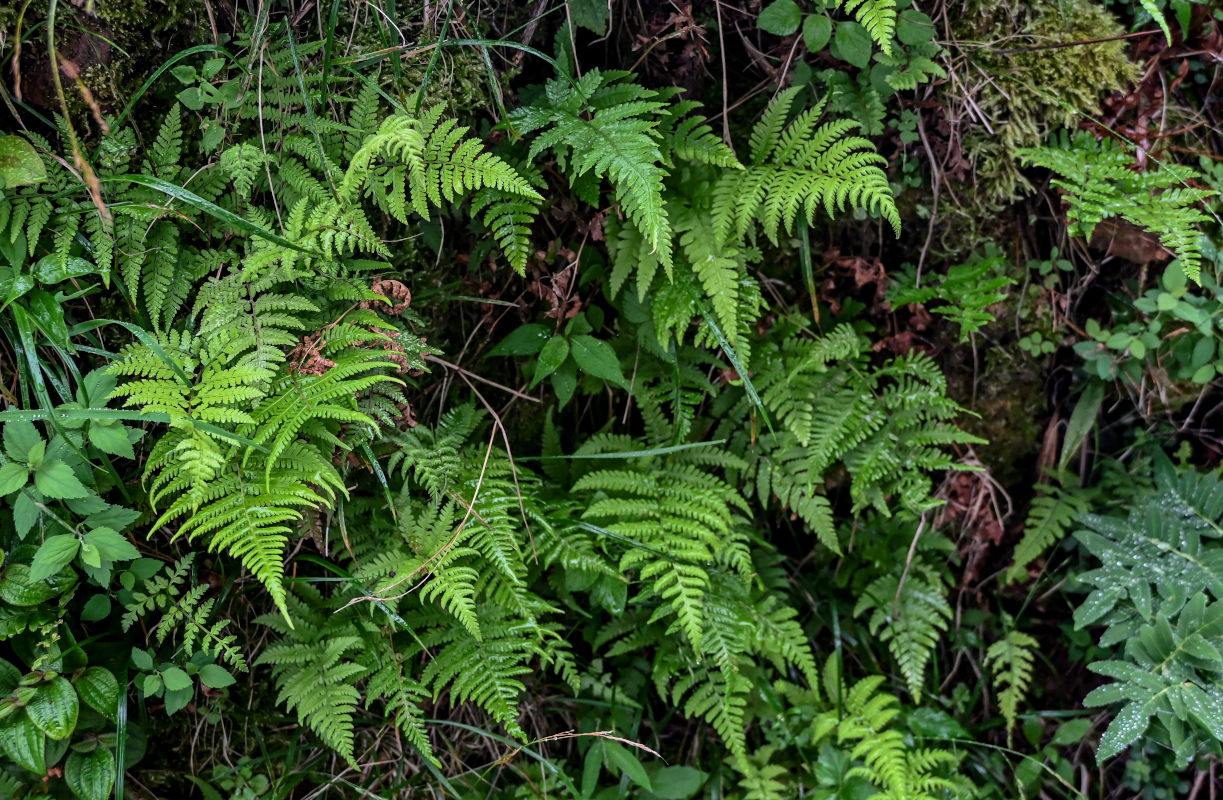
[341,108,540,271]
[840,0,898,53]
[1005,481,1093,583]
[255,587,367,765]
[854,555,953,702]
[510,69,674,272]
[575,456,749,652]
[712,88,899,246]
[984,627,1038,746]
[1019,132,1216,281]
[121,554,246,670]
[814,656,966,800]
[722,320,980,532]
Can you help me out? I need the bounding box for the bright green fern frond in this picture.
[985,627,1038,746]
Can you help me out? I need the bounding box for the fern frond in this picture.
[985,628,1038,746]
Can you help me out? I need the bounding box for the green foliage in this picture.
[890,248,1016,341]
[720,320,982,542]
[712,87,899,245]
[985,627,1038,746]
[1005,481,1094,583]
[1019,132,1216,281]
[1073,454,1223,765]
[10,2,1214,797]
[511,69,677,273]
[854,549,953,702]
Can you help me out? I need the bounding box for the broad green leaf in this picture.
[0,660,20,695]
[26,288,71,348]
[83,527,140,562]
[161,666,192,693]
[650,766,705,799]
[802,15,833,51]
[758,0,802,35]
[1058,380,1104,473]
[0,563,69,605]
[569,0,610,34]
[80,594,111,622]
[532,336,570,387]
[164,686,193,715]
[897,9,936,45]
[26,676,78,740]
[0,710,45,774]
[570,335,627,386]
[130,648,154,671]
[0,135,47,188]
[603,740,652,791]
[29,535,80,581]
[2,421,41,462]
[65,747,116,800]
[488,323,551,356]
[33,254,98,285]
[582,740,604,799]
[197,664,235,690]
[33,460,89,499]
[552,359,578,409]
[79,542,101,569]
[73,667,121,722]
[832,21,873,69]
[0,266,35,309]
[1050,718,1094,747]
[12,490,39,537]
[142,673,162,696]
[87,422,135,459]
[0,462,27,496]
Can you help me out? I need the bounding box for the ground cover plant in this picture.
[1,0,1222,797]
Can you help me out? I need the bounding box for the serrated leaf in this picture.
[87,422,135,459]
[26,676,78,740]
[0,462,27,496]
[130,648,154,671]
[34,460,89,499]
[83,527,140,563]
[29,535,80,581]
[161,666,192,693]
[12,491,39,538]
[1096,701,1151,762]
[197,664,235,689]
[3,421,41,462]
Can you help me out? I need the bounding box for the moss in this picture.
[950,0,1141,206]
